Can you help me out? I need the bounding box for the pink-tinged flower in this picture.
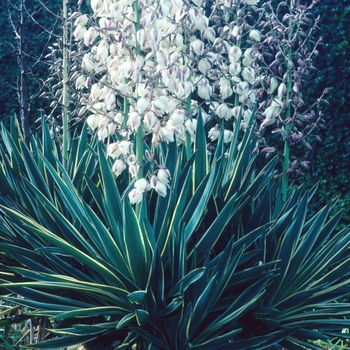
[137,97,150,115]
[129,163,140,178]
[231,26,241,37]
[74,14,89,27]
[260,147,276,154]
[128,188,143,205]
[204,27,216,42]
[107,143,121,158]
[242,48,255,67]
[197,79,212,100]
[150,28,162,52]
[216,103,233,121]
[158,168,171,185]
[185,119,197,136]
[134,178,151,193]
[191,39,204,56]
[156,49,169,68]
[198,58,211,74]
[151,175,167,196]
[176,81,192,100]
[127,112,141,131]
[229,46,242,62]
[73,26,86,40]
[155,182,168,197]
[108,122,116,136]
[249,30,261,42]
[277,82,287,99]
[82,55,94,72]
[159,126,175,143]
[235,81,250,99]
[170,109,185,127]
[105,92,116,111]
[84,27,97,46]
[269,77,279,94]
[87,114,103,130]
[242,67,256,85]
[90,84,101,101]
[229,62,242,76]
[75,76,86,90]
[208,126,220,141]
[224,130,234,143]
[243,0,260,4]
[193,15,208,32]
[118,141,133,156]
[232,106,243,119]
[109,2,122,18]
[112,159,126,176]
[143,111,158,132]
[219,78,233,99]
[98,127,108,141]
[96,40,109,62]
[91,0,103,12]
[261,100,282,127]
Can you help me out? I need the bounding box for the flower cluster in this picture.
[253,0,325,176]
[72,0,263,201]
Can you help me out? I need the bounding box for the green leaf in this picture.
[123,199,150,288]
[116,312,136,330]
[53,306,129,321]
[24,334,98,349]
[168,268,206,297]
[193,108,208,191]
[127,290,147,304]
[135,309,149,326]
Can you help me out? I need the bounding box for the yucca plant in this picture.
[0,116,350,349]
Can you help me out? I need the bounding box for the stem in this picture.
[281,0,294,202]
[185,94,192,161]
[62,0,70,169]
[133,0,143,181]
[19,0,30,146]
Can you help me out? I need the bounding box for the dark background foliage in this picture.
[0,0,349,223]
[305,0,350,227]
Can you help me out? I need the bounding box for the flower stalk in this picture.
[62,0,71,169]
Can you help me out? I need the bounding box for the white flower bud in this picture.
[229,46,242,62]
[112,159,126,176]
[269,77,279,94]
[73,25,86,40]
[128,189,143,204]
[75,75,86,90]
[208,127,220,141]
[203,27,216,42]
[84,27,97,46]
[107,143,121,158]
[82,55,94,72]
[242,67,256,84]
[224,130,234,143]
[137,97,151,115]
[198,58,211,74]
[155,182,167,197]
[278,82,287,99]
[90,84,101,101]
[87,114,103,130]
[191,39,204,56]
[157,168,171,185]
[135,178,151,193]
[74,14,89,27]
[129,163,140,178]
[185,119,197,136]
[249,29,261,42]
[216,103,233,121]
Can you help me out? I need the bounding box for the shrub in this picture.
[0,117,350,349]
